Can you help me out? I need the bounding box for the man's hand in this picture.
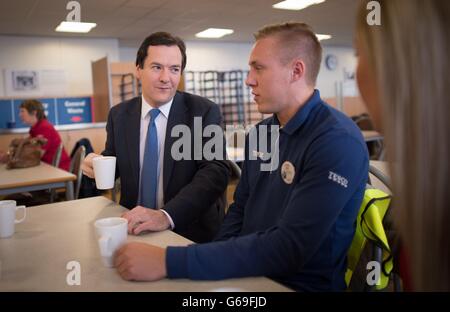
[81,152,101,178]
[121,206,170,235]
[114,242,167,281]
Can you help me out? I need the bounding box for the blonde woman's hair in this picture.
[357,0,450,291]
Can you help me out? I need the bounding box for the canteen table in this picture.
[0,196,291,292]
[0,162,75,200]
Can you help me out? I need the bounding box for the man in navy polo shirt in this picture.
[114,22,369,291]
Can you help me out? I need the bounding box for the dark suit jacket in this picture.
[102,92,230,243]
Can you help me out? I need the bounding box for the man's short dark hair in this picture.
[20,99,46,121]
[254,22,322,86]
[135,32,187,72]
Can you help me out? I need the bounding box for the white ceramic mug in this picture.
[0,200,26,238]
[92,156,116,189]
[94,217,127,267]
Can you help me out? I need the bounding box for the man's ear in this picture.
[135,65,141,80]
[291,59,306,82]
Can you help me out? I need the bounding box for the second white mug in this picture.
[92,156,116,189]
[0,200,26,238]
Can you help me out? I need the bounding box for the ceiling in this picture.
[0,0,359,47]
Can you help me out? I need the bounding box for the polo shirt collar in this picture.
[281,89,321,135]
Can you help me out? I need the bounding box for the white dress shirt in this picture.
[138,95,175,229]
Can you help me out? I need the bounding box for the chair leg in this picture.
[49,189,56,203]
[365,245,383,291]
[111,186,117,203]
[393,273,403,292]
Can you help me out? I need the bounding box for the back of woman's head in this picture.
[20,99,46,121]
[357,0,450,291]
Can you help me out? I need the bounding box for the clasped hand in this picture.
[121,206,170,235]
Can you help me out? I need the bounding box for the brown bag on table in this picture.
[6,137,47,169]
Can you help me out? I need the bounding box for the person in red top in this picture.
[19,99,70,171]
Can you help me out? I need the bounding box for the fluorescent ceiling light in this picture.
[316,34,332,41]
[55,21,97,33]
[195,28,234,39]
[273,0,325,11]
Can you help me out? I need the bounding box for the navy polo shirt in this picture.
[166,90,369,291]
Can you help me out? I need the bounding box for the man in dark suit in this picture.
[82,32,230,243]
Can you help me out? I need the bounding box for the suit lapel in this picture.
[163,92,188,196]
[125,97,141,189]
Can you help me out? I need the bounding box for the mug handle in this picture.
[15,205,26,223]
[98,236,112,256]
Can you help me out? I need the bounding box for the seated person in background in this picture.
[19,99,70,171]
[355,0,449,291]
[113,22,369,291]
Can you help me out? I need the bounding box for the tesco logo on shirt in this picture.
[328,171,348,188]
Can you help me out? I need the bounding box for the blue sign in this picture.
[13,98,57,128]
[0,96,92,129]
[56,97,92,125]
[0,100,14,129]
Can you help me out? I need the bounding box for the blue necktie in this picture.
[140,108,160,209]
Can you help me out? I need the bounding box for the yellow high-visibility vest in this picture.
[346,188,393,290]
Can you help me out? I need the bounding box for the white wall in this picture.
[120,42,356,98]
[0,35,356,99]
[317,46,358,98]
[185,41,253,72]
[0,35,119,97]
[119,41,253,71]
[119,46,138,64]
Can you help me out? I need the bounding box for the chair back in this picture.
[70,145,86,199]
[228,160,241,180]
[347,164,394,291]
[52,142,64,168]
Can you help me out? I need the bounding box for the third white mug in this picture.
[94,217,127,267]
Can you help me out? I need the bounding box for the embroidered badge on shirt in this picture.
[281,161,295,184]
[328,171,348,188]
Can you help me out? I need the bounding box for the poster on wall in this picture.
[12,70,39,91]
[56,97,92,125]
[342,67,358,97]
[3,69,67,97]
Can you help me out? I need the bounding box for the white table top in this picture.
[0,162,75,190]
[0,196,291,292]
